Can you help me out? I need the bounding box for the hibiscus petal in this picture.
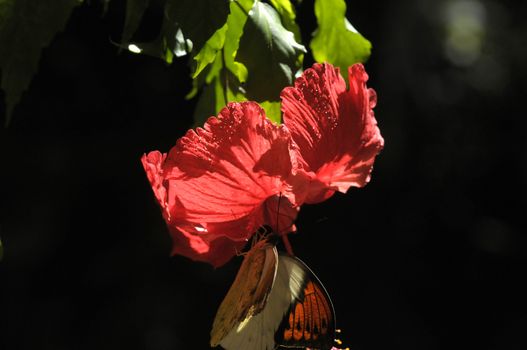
[146,102,301,266]
[281,63,384,203]
[141,151,169,218]
[165,101,296,224]
[168,225,248,268]
[262,195,299,234]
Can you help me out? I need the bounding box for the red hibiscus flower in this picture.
[281,63,384,203]
[142,102,303,267]
[142,63,383,267]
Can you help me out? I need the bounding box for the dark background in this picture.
[1,0,526,349]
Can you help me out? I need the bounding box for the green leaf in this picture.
[124,0,230,64]
[166,0,230,55]
[268,0,301,40]
[236,1,305,101]
[191,0,252,82]
[122,0,149,45]
[188,0,252,116]
[192,24,228,78]
[222,0,252,83]
[260,100,281,124]
[192,76,217,127]
[0,0,82,125]
[310,0,371,75]
[193,80,280,126]
[192,62,247,127]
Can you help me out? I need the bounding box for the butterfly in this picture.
[210,232,336,350]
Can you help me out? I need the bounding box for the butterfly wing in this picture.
[215,243,305,350]
[211,242,336,350]
[210,239,279,348]
[275,254,336,350]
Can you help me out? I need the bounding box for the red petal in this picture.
[141,151,169,218]
[155,102,300,265]
[262,195,299,235]
[281,63,384,203]
[168,225,248,268]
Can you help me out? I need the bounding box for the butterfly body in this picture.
[210,237,336,350]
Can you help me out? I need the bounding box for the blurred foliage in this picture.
[0,0,82,126]
[0,0,371,127]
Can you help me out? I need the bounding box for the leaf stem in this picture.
[233,0,250,17]
[221,48,229,105]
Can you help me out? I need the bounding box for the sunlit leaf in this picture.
[192,24,228,78]
[191,0,287,126]
[236,1,305,101]
[260,100,281,124]
[186,56,215,101]
[310,0,371,75]
[269,0,301,40]
[122,0,149,45]
[204,49,224,84]
[222,0,252,83]
[189,0,253,119]
[0,0,82,125]
[186,46,228,101]
[191,0,252,81]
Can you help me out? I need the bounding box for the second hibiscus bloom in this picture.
[142,62,384,267]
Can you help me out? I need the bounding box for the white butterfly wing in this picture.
[218,253,307,350]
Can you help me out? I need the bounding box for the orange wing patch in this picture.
[279,280,335,349]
